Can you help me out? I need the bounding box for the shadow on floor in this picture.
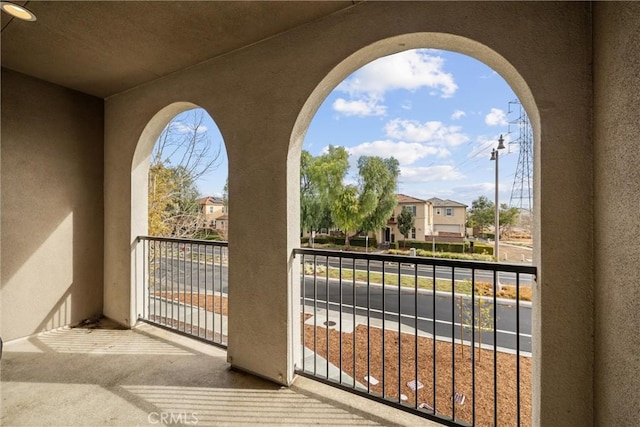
[1,319,384,426]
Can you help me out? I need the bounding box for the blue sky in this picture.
[166,49,527,207]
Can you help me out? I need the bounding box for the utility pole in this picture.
[491,134,506,261]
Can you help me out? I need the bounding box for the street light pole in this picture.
[490,134,506,261]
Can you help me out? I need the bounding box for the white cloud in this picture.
[452,182,495,194]
[347,140,450,166]
[169,121,208,134]
[485,108,508,126]
[337,50,457,99]
[401,100,412,110]
[451,109,466,120]
[331,50,458,117]
[467,134,512,159]
[399,165,465,183]
[384,119,469,146]
[332,98,386,117]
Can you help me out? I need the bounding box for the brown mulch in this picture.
[155,292,228,315]
[149,294,530,425]
[148,293,228,344]
[147,314,226,344]
[304,322,531,426]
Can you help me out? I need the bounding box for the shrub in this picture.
[196,228,223,240]
[388,249,494,262]
[403,240,473,254]
[472,243,494,256]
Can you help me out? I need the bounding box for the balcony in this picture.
[112,237,535,425]
[295,248,535,426]
[0,318,435,426]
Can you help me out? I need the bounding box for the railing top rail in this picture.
[293,247,536,275]
[137,235,229,247]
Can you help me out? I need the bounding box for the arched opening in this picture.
[132,103,229,346]
[289,34,539,426]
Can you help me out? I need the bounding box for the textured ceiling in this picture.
[1,1,354,98]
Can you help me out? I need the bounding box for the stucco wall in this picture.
[1,69,104,341]
[593,3,640,424]
[103,2,593,424]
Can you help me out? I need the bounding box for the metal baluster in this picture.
[326,255,330,380]
[432,264,437,414]
[472,268,477,426]
[493,269,498,426]
[142,238,146,321]
[382,260,386,398]
[414,263,418,409]
[451,266,456,421]
[339,255,343,385]
[367,258,371,395]
[189,242,194,335]
[183,241,186,333]
[204,243,208,340]
[352,256,356,389]
[517,272,521,426]
[302,254,306,373]
[397,261,402,403]
[313,254,318,376]
[220,245,224,345]
[197,244,201,337]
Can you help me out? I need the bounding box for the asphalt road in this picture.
[302,276,531,353]
[150,256,531,352]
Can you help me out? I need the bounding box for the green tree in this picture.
[358,156,400,236]
[468,196,495,236]
[330,185,366,248]
[498,204,520,236]
[149,109,222,238]
[300,146,349,233]
[222,177,228,213]
[300,147,399,248]
[397,207,415,248]
[468,196,521,238]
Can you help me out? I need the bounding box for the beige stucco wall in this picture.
[593,2,640,424]
[432,206,466,236]
[389,202,430,241]
[103,2,594,424]
[1,69,104,341]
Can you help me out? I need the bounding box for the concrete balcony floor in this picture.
[1,319,436,426]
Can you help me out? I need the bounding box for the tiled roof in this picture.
[199,196,224,205]
[396,193,427,204]
[427,197,467,207]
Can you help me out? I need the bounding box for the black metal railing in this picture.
[294,248,536,427]
[137,236,229,348]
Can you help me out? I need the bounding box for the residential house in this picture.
[215,213,229,234]
[199,196,225,228]
[427,197,468,239]
[380,194,467,244]
[380,194,432,243]
[1,2,638,425]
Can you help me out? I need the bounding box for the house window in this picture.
[411,227,416,239]
[446,207,453,216]
[209,206,214,213]
[436,208,441,215]
[405,205,417,216]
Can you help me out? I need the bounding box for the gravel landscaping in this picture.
[149,292,531,426]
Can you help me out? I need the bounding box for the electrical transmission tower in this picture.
[507,100,534,213]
